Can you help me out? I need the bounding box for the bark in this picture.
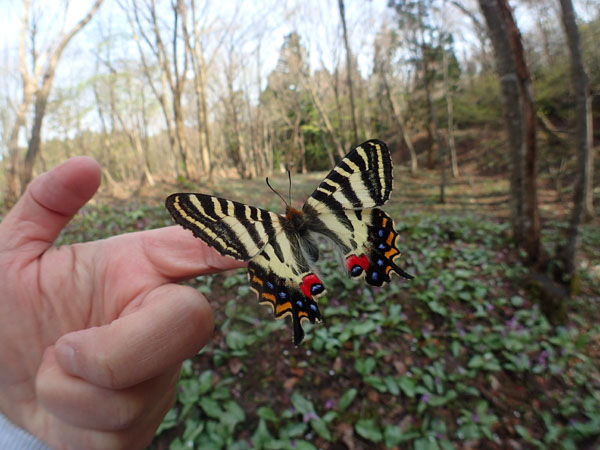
[130,0,191,179]
[338,0,359,143]
[559,0,592,279]
[4,0,34,205]
[128,1,178,177]
[479,0,526,242]
[20,0,105,189]
[443,49,459,178]
[497,0,541,264]
[180,0,211,176]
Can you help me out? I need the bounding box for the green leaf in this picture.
[252,419,274,448]
[383,425,404,447]
[511,296,524,306]
[355,418,383,443]
[199,397,223,419]
[257,406,278,422]
[291,392,315,414]
[310,418,332,441]
[223,400,245,429]
[398,376,417,398]
[226,330,255,350]
[384,376,400,396]
[355,357,377,376]
[338,388,358,410]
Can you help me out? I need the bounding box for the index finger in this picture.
[108,225,247,281]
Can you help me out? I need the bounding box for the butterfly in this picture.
[165,139,413,345]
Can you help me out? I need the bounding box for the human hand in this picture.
[0,157,245,449]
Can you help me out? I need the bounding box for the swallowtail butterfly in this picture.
[166,139,413,345]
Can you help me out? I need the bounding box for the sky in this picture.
[0,0,597,148]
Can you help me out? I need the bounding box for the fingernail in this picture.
[57,343,79,375]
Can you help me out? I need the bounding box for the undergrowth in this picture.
[56,201,600,450]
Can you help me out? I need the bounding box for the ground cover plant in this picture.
[51,167,600,450]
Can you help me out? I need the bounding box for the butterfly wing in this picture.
[304,139,393,213]
[166,193,324,345]
[248,227,325,346]
[302,139,413,285]
[166,193,279,261]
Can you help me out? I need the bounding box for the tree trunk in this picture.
[379,64,418,175]
[338,0,359,144]
[18,0,104,191]
[443,49,459,178]
[559,0,592,279]
[3,0,33,205]
[497,0,541,265]
[181,0,212,177]
[584,94,594,220]
[479,0,526,243]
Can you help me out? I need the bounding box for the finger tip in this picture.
[29,156,101,216]
[54,335,82,377]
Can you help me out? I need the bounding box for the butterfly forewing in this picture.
[304,139,393,213]
[165,193,281,261]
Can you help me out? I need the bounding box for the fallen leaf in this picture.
[228,358,243,375]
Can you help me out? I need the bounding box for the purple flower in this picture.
[325,398,335,410]
[420,394,429,403]
[303,411,319,423]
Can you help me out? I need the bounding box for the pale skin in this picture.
[0,157,246,449]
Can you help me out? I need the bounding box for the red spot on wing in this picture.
[300,273,323,298]
[346,254,370,272]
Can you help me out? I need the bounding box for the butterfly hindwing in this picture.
[248,256,324,346]
[345,208,413,286]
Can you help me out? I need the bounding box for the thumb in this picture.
[0,156,101,255]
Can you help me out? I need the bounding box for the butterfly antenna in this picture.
[266,177,290,209]
[287,169,292,206]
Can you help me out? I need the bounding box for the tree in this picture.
[478,0,541,265]
[373,28,418,175]
[337,0,359,144]
[127,0,192,179]
[4,0,104,204]
[262,32,311,172]
[558,0,593,280]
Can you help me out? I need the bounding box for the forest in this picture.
[0,0,599,449]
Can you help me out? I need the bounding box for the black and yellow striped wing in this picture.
[165,139,412,346]
[302,139,412,287]
[165,193,325,345]
[305,139,393,212]
[165,193,279,261]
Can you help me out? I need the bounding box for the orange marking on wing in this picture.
[276,302,292,315]
[381,217,388,227]
[298,311,308,319]
[386,232,395,245]
[252,276,263,285]
[262,293,276,303]
[385,248,399,259]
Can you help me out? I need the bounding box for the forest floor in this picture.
[49,153,600,450]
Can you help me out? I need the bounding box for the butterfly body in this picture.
[166,139,412,345]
